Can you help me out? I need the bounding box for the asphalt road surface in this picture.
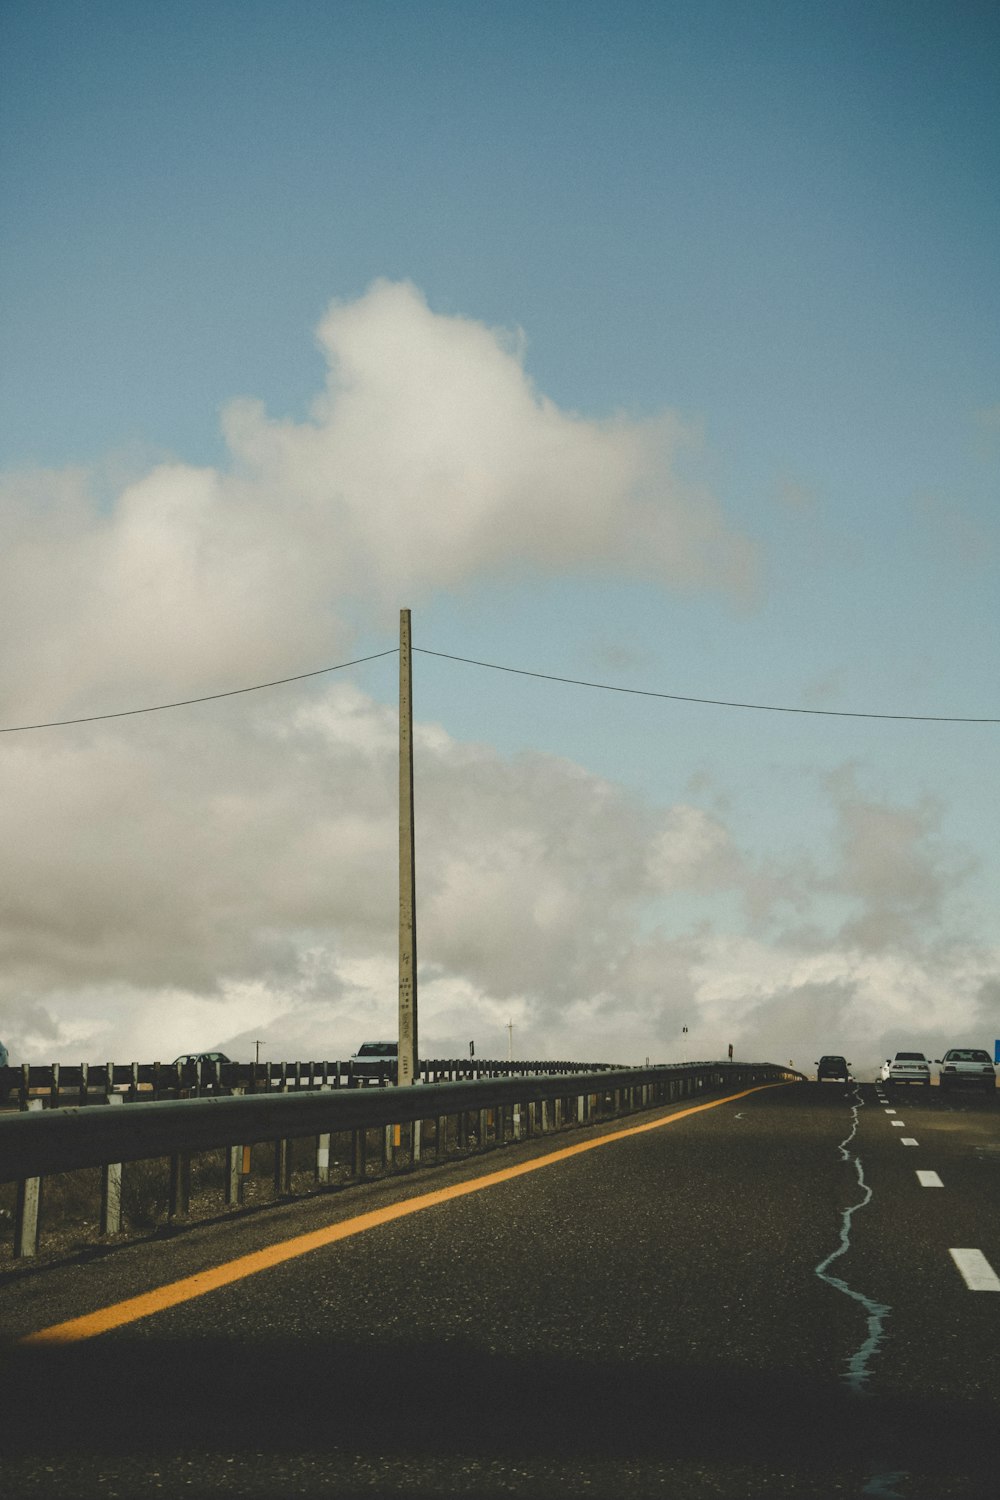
[1,1079,997,1499]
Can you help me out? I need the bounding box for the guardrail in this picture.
[0,1056,617,1108]
[0,1061,800,1259]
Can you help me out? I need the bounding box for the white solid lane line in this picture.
[916,1171,943,1187]
[949,1249,1000,1292]
[901,1138,918,1146]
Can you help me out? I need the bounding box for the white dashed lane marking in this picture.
[916,1171,943,1187]
[901,1138,918,1146]
[949,1249,1000,1292]
[885,1109,897,1115]
[891,1121,905,1128]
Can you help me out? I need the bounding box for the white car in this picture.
[350,1040,398,1082]
[936,1048,996,1095]
[879,1051,931,1087]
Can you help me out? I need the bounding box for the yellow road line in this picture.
[20,1083,781,1346]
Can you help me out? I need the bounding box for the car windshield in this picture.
[946,1049,990,1062]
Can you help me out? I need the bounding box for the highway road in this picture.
[1,1079,997,1498]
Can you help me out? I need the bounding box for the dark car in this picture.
[171,1052,232,1093]
[816,1054,851,1082]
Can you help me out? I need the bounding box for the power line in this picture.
[1,644,997,735]
[412,648,1000,724]
[0,651,399,734]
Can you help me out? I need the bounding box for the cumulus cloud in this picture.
[0,280,757,727]
[0,669,993,1073]
[0,282,994,1071]
[825,767,973,952]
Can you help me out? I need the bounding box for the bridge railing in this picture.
[0,1061,799,1259]
[0,1056,618,1107]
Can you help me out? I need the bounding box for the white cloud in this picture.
[0,283,995,1072]
[0,280,757,724]
[825,767,974,952]
[0,669,993,1073]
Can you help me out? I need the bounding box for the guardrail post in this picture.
[274,1136,291,1196]
[512,1102,522,1140]
[169,1152,191,1218]
[316,1085,332,1183]
[577,1093,586,1124]
[100,1094,124,1235]
[435,1114,447,1160]
[226,1143,243,1204]
[412,1118,421,1164]
[14,1098,44,1258]
[478,1107,489,1149]
[352,1126,366,1180]
[224,1087,247,1204]
[50,1062,60,1107]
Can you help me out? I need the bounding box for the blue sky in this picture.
[0,1,997,1070]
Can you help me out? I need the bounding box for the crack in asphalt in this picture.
[813,1084,909,1497]
[813,1083,891,1395]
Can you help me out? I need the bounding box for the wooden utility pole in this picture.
[398,608,418,1085]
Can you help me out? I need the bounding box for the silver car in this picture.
[879,1051,931,1087]
[350,1040,398,1082]
[936,1048,996,1095]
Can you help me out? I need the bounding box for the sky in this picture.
[0,0,997,1076]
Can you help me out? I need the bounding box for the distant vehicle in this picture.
[350,1040,398,1082]
[879,1051,931,1087]
[171,1052,232,1094]
[816,1055,851,1083]
[935,1048,996,1094]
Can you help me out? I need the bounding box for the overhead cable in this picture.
[1,644,997,734]
[0,651,399,734]
[412,648,1000,723]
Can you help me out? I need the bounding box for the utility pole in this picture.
[398,608,418,1085]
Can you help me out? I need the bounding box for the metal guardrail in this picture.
[0,1061,800,1259]
[0,1056,617,1107]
